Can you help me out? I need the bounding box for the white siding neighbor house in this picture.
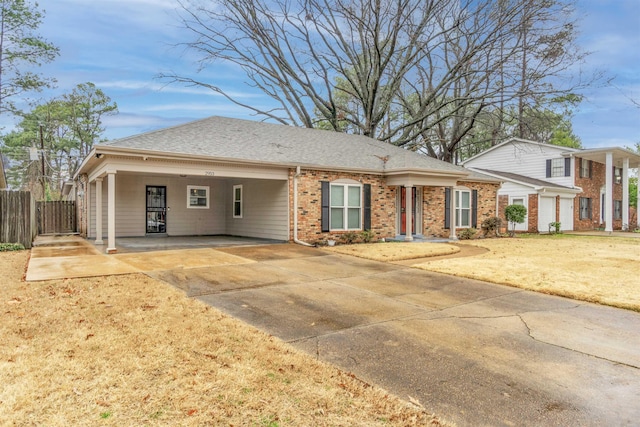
[462,138,640,233]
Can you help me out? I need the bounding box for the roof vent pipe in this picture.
[293,166,314,247]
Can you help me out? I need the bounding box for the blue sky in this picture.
[5,0,640,149]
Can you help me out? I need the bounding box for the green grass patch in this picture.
[0,243,26,251]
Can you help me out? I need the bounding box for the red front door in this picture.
[400,186,417,235]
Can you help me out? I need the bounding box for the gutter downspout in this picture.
[293,166,314,247]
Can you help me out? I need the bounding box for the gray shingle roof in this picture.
[100,116,467,175]
[474,168,576,190]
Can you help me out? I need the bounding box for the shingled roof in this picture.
[99,116,469,175]
[473,168,578,190]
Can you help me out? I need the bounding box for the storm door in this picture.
[400,186,417,235]
[146,186,167,234]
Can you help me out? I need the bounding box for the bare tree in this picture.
[163,0,595,162]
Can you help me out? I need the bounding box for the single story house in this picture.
[74,116,501,253]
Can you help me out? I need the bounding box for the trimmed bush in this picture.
[458,228,477,240]
[505,204,527,236]
[481,216,502,237]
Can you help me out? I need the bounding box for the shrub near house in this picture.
[505,204,527,236]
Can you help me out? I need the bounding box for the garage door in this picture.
[559,198,574,231]
[538,196,556,233]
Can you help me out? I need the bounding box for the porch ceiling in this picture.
[574,148,640,168]
[84,154,289,183]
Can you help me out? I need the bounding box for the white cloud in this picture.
[93,79,263,100]
[143,102,248,113]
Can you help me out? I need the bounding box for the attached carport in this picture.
[76,146,290,253]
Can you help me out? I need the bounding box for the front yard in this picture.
[331,234,640,312]
[0,251,443,426]
[3,234,637,425]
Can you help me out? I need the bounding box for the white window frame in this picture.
[187,185,209,209]
[233,185,243,218]
[580,159,590,178]
[551,158,565,177]
[455,189,471,228]
[330,182,362,231]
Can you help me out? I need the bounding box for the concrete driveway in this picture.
[26,237,640,425]
[147,244,640,427]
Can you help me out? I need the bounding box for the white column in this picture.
[622,158,629,231]
[95,178,103,245]
[106,171,117,253]
[637,168,640,228]
[404,186,413,241]
[605,152,613,233]
[449,187,457,240]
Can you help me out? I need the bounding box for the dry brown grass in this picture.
[0,251,446,426]
[410,235,640,311]
[327,242,459,261]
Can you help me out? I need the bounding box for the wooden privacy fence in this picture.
[0,191,36,248]
[37,201,77,235]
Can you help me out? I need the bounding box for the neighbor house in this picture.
[462,138,640,233]
[74,116,501,253]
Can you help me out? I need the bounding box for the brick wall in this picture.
[290,169,396,244]
[574,159,623,230]
[422,181,500,238]
[527,194,538,232]
[291,169,500,242]
[497,193,538,233]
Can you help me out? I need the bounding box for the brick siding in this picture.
[527,194,538,232]
[290,169,396,244]
[423,181,500,237]
[291,169,500,242]
[574,158,623,230]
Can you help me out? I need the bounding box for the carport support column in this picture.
[622,157,629,231]
[449,187,457,240]
[106,171,117,254]
[605,152,613,233]
[95,178,103,245]
[405,186,413,241]
[637,168,640,228]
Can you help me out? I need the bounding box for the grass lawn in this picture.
[0,251,445,426]
[328,241,459,261]
[335,234,640,312]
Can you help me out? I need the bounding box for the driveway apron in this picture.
[152,244,640,427]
